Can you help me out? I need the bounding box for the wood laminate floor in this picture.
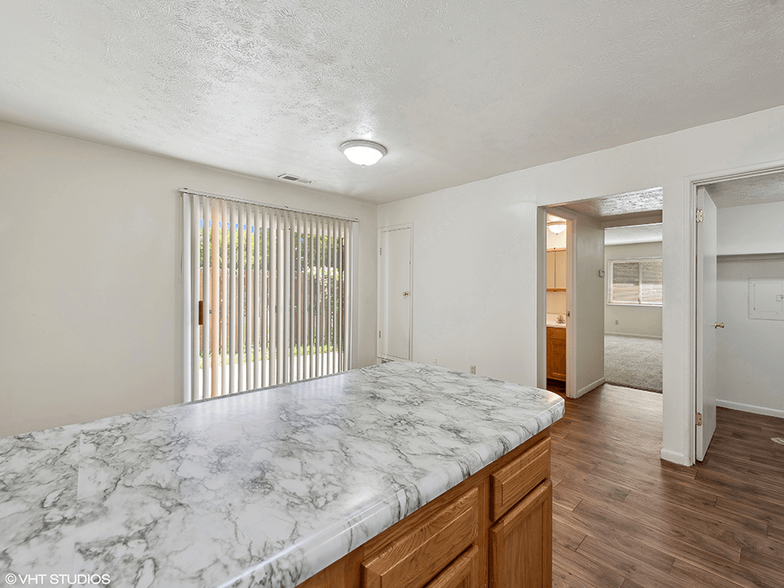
[549,383,784,588]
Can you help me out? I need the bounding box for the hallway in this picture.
[550,383,784,588]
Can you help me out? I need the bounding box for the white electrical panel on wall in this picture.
[748,279,784,321]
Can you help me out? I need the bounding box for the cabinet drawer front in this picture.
[547,327,566,341]
[362,487,480,588]
[490,438,550,521]
[424,545,480,588]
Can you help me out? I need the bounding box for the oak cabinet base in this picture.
[490,481,552,588]
[546,328,566,382]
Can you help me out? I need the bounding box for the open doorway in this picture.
[545,214,568,395]
[603,223,663,393]
[540,187,664,400]
[692,170,784,461]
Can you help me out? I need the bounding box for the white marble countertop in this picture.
[0,362,564,588]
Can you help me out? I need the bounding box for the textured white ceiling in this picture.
[2,1,784,203]
[562,188,662,218]
[549,187,663,223]
[546,213,566,224]
[605,223,663,246]
[706,172,784,208]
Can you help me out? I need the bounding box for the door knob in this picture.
[403,291,409,297]
[714,322,725,329]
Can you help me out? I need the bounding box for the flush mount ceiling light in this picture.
[548,223,566,234]
[340,140,387,166]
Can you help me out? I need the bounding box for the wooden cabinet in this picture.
[362,488,479,588]
[491,439,550,521]
[546,249,567,291]
[546,251,556,290]
[546,328,566,382]
[299,431,553,588]
[426,545,481,588]
[490,481,552,588]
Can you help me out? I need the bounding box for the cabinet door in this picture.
[546,251,555,290]
[489,480,552,588]
[546,329,566,382]
[554,251,567,290]
[424,545,480,588]
[545,330,555,380]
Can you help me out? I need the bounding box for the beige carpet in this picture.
[604,335,663,393]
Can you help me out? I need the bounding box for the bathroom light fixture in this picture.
[548,223,566,234]
[340,140,387,166]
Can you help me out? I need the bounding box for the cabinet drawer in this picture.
[424,545,480,588]
[547,327,565,341]
[490,438,550,521]
[362,487,480,588]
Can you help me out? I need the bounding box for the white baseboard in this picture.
[574,377,605,398]
[605,332,662,340]
[716,400,784,419]
[660,448,691,466]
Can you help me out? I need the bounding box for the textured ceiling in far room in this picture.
[557,188,662,219]
[705,171,784,208]
[2,1,784,203]
[549,188,663,224]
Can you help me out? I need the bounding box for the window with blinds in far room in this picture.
[608,258,663,306]
[181,190,355,402]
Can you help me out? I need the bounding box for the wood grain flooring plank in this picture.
[552,517,586,551]
[554,542,625,588]
[548,383,784,588]
[576,535,677,583]
[766,525,784,543]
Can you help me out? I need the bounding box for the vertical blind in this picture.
[609,258,663,305]
[182,190,354,402]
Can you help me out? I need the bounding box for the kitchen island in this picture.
[1,362,564,588]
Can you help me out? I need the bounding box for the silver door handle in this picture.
[714,322,725,329]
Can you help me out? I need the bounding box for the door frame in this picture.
[686,160,784,463]
[377,223,414,362]
[539,208,576,397]
[695,185,717,461]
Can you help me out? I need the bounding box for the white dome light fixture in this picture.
[548,223,567,234]
[340,140,387,166]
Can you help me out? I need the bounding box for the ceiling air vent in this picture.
[277,173,312,184]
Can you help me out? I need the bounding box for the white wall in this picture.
[546,226,566,249]
[717,200,784,256]
[604,241,663,338]
[546,291,567,315]
[379,104,784,466]
[0,122,378,437]
[378,176,539,383]
[546,224,567,315]
[716,257,784,417]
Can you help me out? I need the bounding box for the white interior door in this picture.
[568,216,605,398]
[696,186,718,461]
[379,227,412,360]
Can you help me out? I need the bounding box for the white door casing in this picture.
[696,186,718,461]
[378,225,412,360]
